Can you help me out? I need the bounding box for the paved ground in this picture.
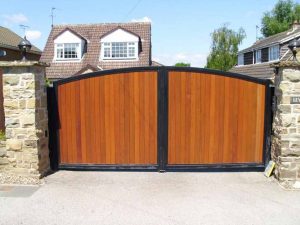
[0,171,300,225]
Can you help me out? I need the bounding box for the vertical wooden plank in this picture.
[255,85,265,162]
[168,73,175,164]
[104,75,111,163]
[114,75,121,164]
[58,86,67,163]
[119,74,126,164]
[99,76,106,163]
[109,75,116,164]
[133,73,140,163]
[149,72,157,164]
[144,72,150,164]
[124,73,130,164]
[175,72,182,163]
[138,72,147,164]
[79,80,87,163]
[129,73,135,163]
[190,73,196,164]
[89,78,96,163]
[185,73,191,163]
[74,82,82,163]
[94,77,101,163]
[208,75,216,163]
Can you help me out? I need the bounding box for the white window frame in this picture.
[100,41,138,60]
[54,43,81,61]
[255,49,262,64]
[237,54,244,66]
[269,45,280,62]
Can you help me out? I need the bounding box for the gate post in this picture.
[0,61,50,184]
[272,60,300,189]
[157,67,168,171]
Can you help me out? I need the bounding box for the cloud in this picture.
[25,30,42,41]
[2,13,28,24]
[131,16,152,23]
[153,52,207,67]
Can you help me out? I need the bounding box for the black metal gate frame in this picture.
[48,66,273,172]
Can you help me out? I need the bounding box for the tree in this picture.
[205,25,246,71]
[261,0,300,37]
[174,62,191,67]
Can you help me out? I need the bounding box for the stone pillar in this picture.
[272,61,300,189]
[0,61,50,184]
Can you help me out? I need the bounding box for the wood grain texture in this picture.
[168,71,266,164]
[57,72,158,165]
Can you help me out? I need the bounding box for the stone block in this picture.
[25,81,35,89]
[281,96,290,104]
[26,99,36,109]
[0,157,9,165]
[0,148,7,157]
[24,140,37,148]
[21,74,34,80]
[281,115,294,127]
[289,128,297,133]
[4,100,18,110]
[5,118,20,128]
[293,105,300,113]
[279,82,293,92]
[3,75,19,85]
[21,116,35,127]
[279,105,291,114]
[7,139,22,151]
[284,71,300,82]
[19,99,26,109]
[279,167,298,180]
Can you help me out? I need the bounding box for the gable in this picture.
[101,28,139,43]
[54,30,83,44]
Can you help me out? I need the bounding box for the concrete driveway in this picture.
[0,171,299,225]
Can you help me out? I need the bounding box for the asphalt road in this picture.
[0,171,299,225]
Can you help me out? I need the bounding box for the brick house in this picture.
[230,22,300,79]
[40,22,155,80]
[0,26,41,61]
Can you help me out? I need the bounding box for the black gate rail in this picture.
[48,66,273,172]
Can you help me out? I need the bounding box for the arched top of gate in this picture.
[53,66,271,86]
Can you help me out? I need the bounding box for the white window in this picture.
[255,50,262,63]
[101,42,138,60]
[55,43,80,60]
[269,45,279,61]
[237,54,244,65]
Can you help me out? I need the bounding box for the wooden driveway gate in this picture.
[48,67,272,171]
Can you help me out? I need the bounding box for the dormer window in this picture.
[53,29,86,61]
[100,28,139,61]
[101,42,138,60]
[56,43,80,59]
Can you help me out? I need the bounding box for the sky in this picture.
[0,0,288,67]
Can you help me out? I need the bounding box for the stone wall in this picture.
[272,62,300,189]
[0,61,50,184]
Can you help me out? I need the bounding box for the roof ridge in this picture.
[53,22,151,27]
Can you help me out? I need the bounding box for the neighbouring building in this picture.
[0,26,41,61]
[230,22,300,79]
[40,22,156,81]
